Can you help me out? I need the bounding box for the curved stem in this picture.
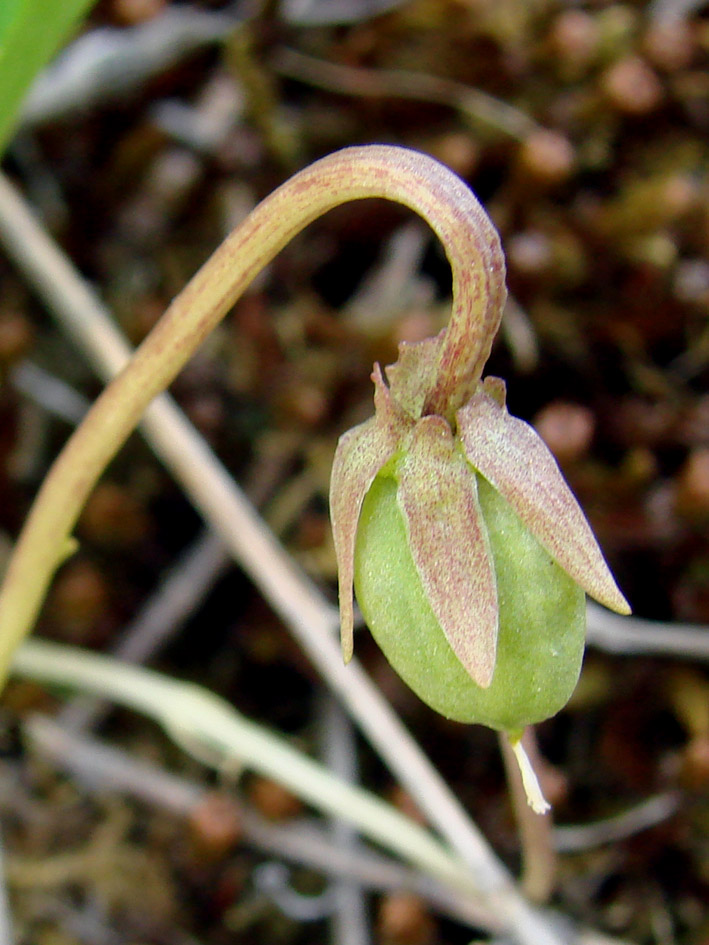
[0,144,504,680]
[0,153,569,945]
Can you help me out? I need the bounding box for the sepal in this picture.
[456,388,630,615]
[396,416,498,687]
[329,365,410,661]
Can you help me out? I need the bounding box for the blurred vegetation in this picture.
[0,0,97,154]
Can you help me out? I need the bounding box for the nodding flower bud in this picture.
[328,150,629,805]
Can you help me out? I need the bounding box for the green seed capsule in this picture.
[354,472,586,732]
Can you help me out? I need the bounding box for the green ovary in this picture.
[353,473,586,731]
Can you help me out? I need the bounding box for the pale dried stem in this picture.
[14,639,484,909]
[499,729,558,903]
[23,713,495,928]
[272,48,538,141]
[586,602,709,662]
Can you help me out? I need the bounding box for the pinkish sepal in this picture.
[456,385,630,616]
[329,365,410,661]
[396,416,498,687]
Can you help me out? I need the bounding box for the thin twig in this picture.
[278,0,409,26]
[12,640,491,911]
[271,47,537,141]
[0,826,15,945]
[499,729,557,904]
[586,603,709,662]
[24,712,670,937]
[319,693,370,945]
[11,361,90,424]
[24,713,490,928]
[0,164,569,945]
[554,793,681,854]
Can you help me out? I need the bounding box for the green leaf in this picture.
[0,0,97,156]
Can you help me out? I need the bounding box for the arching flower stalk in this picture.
[0,143,628,811]
[329,160,629,812]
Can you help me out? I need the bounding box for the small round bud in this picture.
[355,475,586,731]
[549,10,600,74]
[0,312,34,365]
[517,130,576,186]
[48,560,109,640]
[643,20,696,73]
[428,133,480,178]
[507,231,554,279]
[248,776,303,821]
[534,401,595,465]
[111,0,167,26]
[79,482,149,548]
[601,56,664,114]
[673,259,709,305]
[675,448,709,519]
[392,311,438,348]
[377,893,435,945]
[188,792,242,859]
[649,175,697,227]
[276,380,328,427]
[679,736,709,789]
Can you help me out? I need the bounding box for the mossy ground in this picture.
[1,2,708,942]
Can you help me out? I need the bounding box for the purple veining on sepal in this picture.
[329,365,409,661]
[396,415,498,687]
[456,388,630,615]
